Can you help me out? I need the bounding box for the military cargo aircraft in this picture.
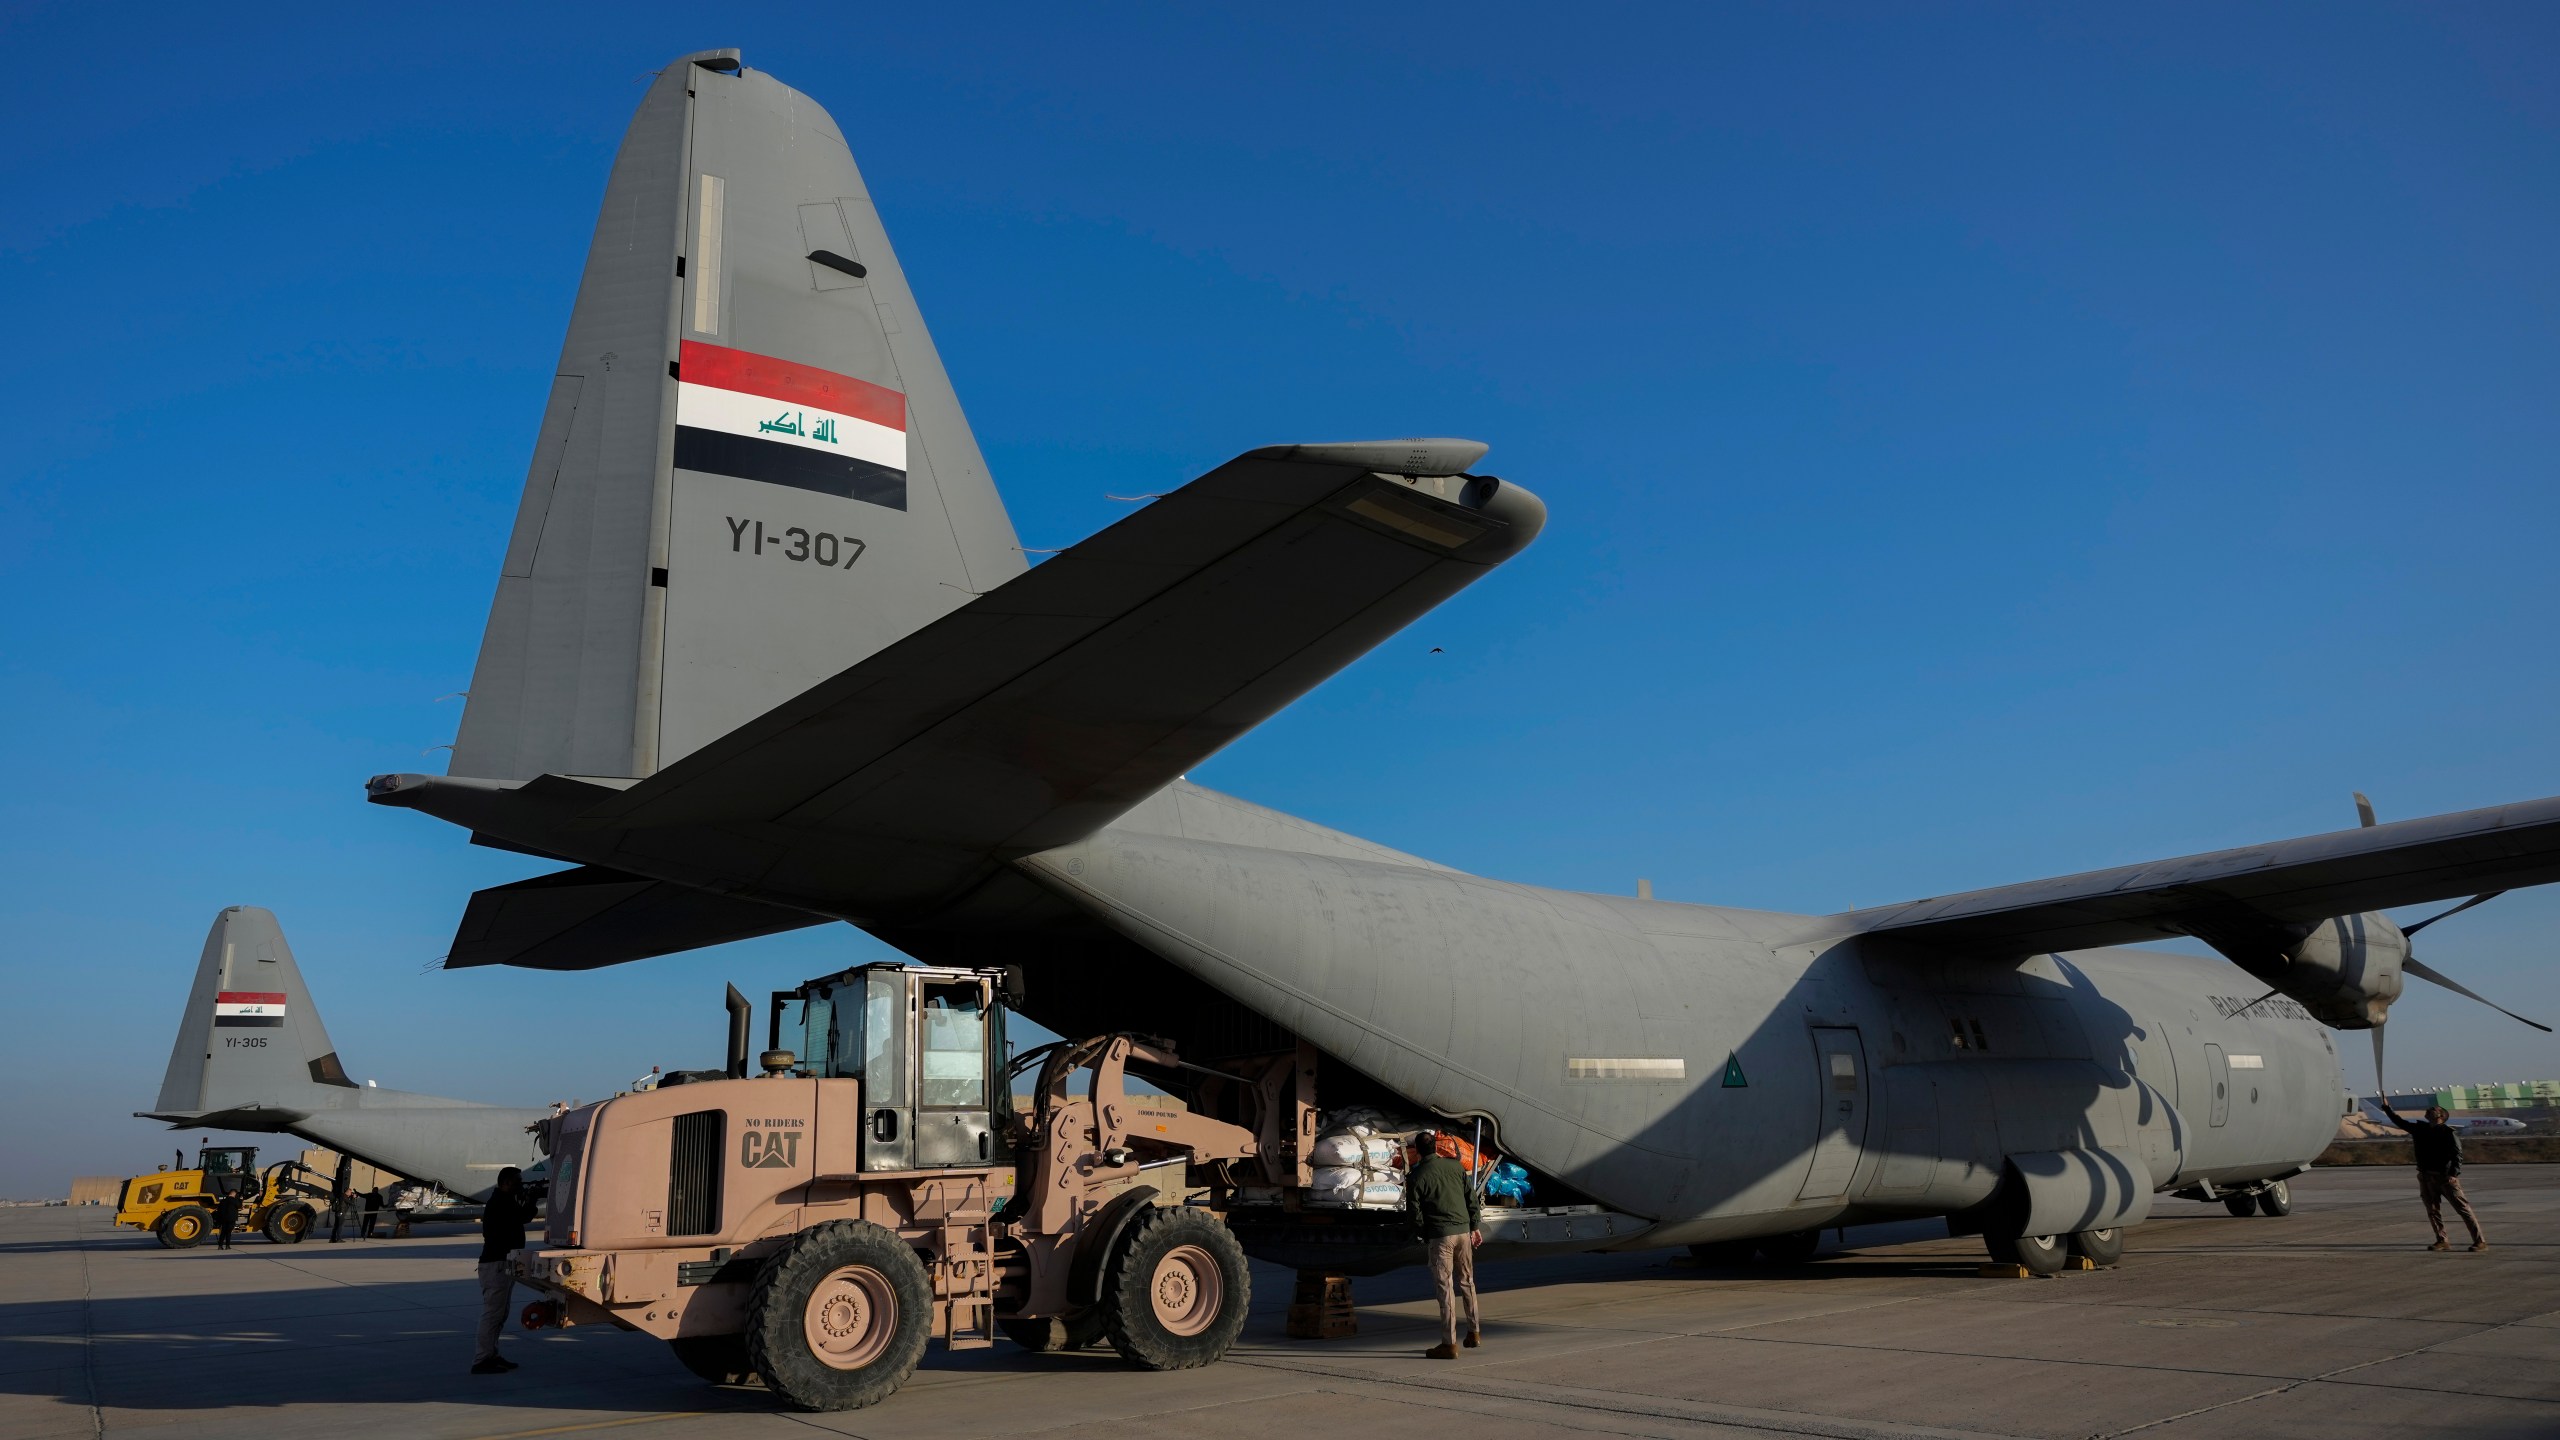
[368,49,2556,1274]
[144,907,547,1201]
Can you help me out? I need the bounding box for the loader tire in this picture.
[1101,1207,1249,1371]
[1000,1308,1109,1352]
[156,1206,211,1249]
[745,1221,932,1412]
[669,1333,763,1387]
[263,1203,315,1245]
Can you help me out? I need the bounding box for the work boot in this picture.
[1464,1329,1481,1348]
[470,1358,510,1375]
[2427,1239,2450,1251]
[1424,1343,1459,1360]
[2469,1240,2488,1252]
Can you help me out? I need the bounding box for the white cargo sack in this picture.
[1311,1135,1367,1168]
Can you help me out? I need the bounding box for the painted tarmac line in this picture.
[458,1413,704,1440]
[1235,1355,2022,1440]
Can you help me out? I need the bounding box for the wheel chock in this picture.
[1976,1263,2043,1279]
[2065,1255,2099,1272]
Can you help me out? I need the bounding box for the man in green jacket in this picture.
[1405,1129,1483,1358]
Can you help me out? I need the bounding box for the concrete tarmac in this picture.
[5,1165,2554,1440]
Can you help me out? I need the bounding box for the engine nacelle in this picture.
[2264,912,2406,1029]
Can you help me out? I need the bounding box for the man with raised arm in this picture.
[2380,1100,2485,1251]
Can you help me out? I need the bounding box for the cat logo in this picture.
[740,1130,801,1169]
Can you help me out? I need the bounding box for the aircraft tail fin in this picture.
[451,50,1025,784]
[149,907,358,1125]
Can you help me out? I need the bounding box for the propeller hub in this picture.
[2275,912,2407,1029]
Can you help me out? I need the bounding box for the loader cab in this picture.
[771,963,1012,1173]
[198,1146,257,1197]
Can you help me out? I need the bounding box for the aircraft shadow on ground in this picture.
[0,1279,764,1417]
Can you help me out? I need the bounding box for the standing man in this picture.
[470,1166,542,1375]
[210,1187,244,1251]
[358,1185,383,1241]
[1404,1129,1483,1359]
[2380,1099,2486,1251]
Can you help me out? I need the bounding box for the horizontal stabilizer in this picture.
[1844,794,2560,956]
[376,443,1545,929]
[447,865,826,970]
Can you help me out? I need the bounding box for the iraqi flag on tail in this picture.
[214,992,286,1028]
[672,340,909,511]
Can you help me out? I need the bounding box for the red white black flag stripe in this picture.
[214,991,286,1029]
[672,340,908,510]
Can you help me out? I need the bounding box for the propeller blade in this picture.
[2404,955,2554,1033]
[2354,792,2378,828]
[2371,1022,2387,1098]
[2402,890,2506,938]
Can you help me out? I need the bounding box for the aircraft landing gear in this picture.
[2205,1177,2293,1217]
[1984,1229,2068,1276]
[2066,1227,2124,1266]
[1756,1228,1823,1264]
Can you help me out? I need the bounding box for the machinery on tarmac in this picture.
[112,1146,330,1248]
[516,963,1324,1412]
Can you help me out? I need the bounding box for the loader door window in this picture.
[920,985,987,1108]
[913,980,1001,1168]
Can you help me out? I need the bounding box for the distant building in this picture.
[2382,1080,2560,1114]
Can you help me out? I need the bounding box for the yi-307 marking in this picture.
[723,516,867,569]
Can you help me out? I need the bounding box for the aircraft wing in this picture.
[445,865,826,970]
[1840,794,2560,958]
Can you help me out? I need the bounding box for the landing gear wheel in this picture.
[745,1220,932,1411]
[1101,1207,1251,1370]
[2066,1227,2124,1266]
[263,1203,315,1245]
[1986,1230,2068,1276]
[156,1206,211,1249]
[1686,1240,1760,1267]
[1757,1228,1822,1264]
[669,1334,763,1387]
[2223,1194,2257,1217]
[1000,1309,1109,1352]
[2255,1180,2292,1217]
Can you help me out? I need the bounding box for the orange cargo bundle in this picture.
[1431,1132,1485,1173]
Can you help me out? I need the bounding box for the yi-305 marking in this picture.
[723,516,867,569]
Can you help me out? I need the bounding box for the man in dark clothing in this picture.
[2381,1101,2485,1251]
[358,1186,383,1240]
[1404,1129,1483,1358]
[471,1167,542,1374]
[211,1189,244,1251]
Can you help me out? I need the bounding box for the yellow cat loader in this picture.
[113,1146,330,1248]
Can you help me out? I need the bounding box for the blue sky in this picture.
[3,3,2556,1198]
